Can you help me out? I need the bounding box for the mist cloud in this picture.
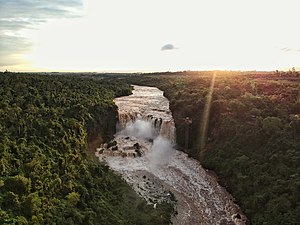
[147,136,173,168]
[122,119,154,139]
[121,118,174,168]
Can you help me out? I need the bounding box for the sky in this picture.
[0,0,300,72]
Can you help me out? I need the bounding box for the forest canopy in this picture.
[0,73,174,225]
[1,71,299,224]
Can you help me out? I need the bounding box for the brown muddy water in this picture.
[96,85,246,225]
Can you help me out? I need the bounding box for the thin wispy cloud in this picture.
[0,0,83,67]
[0,0,82,19]
[281,47,300,53]
[161,44,178,51]
[281,47,292,52]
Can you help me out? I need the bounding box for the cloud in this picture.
[0,0,83,68]
[281,47,292,52]
[281,47,300,53]
[0,0,82,19]
[161,44,178,51]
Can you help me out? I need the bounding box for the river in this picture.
[96,85,246,225]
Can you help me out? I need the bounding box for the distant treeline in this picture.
[114,71,300,225]
[0,73,174,225]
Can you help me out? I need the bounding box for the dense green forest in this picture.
[1,71,299,225]
[114,71,300,225]
[0,73,174,225]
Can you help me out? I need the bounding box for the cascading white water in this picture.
[96,85,246,225]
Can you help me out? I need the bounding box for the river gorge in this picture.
[96,85,246,225]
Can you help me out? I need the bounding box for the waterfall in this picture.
[115,85,176,145]
[118,112,139,128]
[96,85,246,225]
[118,113,176,144]
[159,119,176,143]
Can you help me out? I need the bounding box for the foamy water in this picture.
[98,85,246,225]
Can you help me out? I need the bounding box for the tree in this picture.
[66,192,81,206]
[262,116,283,135]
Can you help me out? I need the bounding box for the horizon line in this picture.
[2,68,299,74]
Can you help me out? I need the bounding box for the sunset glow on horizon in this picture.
[1,0,300,72]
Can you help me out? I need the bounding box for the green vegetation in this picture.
[115,71,300,225]
[1,71,299,224]
[0,73,174,225]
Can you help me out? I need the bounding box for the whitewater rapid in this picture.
[97,85,246,225]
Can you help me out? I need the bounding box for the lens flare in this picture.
[199,71,217,157]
